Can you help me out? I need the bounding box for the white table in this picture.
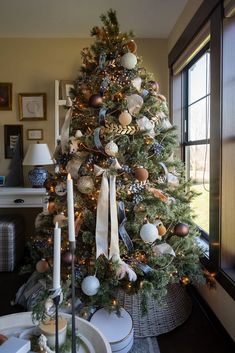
[0,312,112,353]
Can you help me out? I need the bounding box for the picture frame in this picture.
[0,176,5,186]
[4,124,23,159]
[0,82,12,110]
[27,129,43,140]
[59,80,75,100]
[18,93,46,120]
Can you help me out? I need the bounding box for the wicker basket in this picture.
[116,284,192,338]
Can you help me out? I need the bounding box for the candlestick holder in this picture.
[70,241,77,353]
[49,287,62,353]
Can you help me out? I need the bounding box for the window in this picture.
[183,47,210,237]
[169,0,235,299]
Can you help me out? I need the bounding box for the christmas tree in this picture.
[31,10,210,316]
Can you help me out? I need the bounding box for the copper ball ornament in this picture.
[126,40,138,54]
[88,94,103,108]
[119,111,132,126]
[174,223,189,237]
[36,259,49,273]
[47,201,56,214]
[134,167,149,182]
[62,251,76,265]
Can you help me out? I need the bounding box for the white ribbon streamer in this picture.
[61,107,72,154]
[95,160,120,260]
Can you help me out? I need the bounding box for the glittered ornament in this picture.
[126,40,138,53]
[140,223,160,243]
[132,77,142,91]
[126,94,143,115]
[44,179,56,191]
[55,182,67,196]
[77,176,94,194]
[104,141,118,157]
[134,167,149,182]
[89,94,103,108]
[120,52,137,70]
[36,259,49,273]
[119,111,132,126]
[62,251,76,265]
[53,213,66,227]
[81,275,100,296]
[174,223,189,237]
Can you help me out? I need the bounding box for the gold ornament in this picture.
[102,122,139,135]
[119,111,132,126]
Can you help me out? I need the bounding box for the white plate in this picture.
[0,312,111,353]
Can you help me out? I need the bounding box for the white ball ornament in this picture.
[81,275,100,296]
[77,176,94,194]
[119,111,132,126]
[120,52,137,70]
[140,223,160,243]
[105,141,118,157]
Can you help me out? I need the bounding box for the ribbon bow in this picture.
[94,159,120,260]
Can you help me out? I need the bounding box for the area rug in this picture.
[130,337,160,353]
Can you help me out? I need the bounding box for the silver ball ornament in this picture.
[81,275,100,296]
[120,53,137,70]
[105,141,118,157]
[140,223,160,243]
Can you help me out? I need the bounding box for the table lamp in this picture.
[23,143,53,188]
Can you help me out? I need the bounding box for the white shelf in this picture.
[0,187,46,208]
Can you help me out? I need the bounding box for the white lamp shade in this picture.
[23,143,53,166]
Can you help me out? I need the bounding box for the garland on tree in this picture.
[28,9,215,317]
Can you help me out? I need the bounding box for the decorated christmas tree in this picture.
[30,10,211,316]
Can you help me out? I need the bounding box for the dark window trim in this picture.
[169,1,235,299]
[168,0,221,67]
[183,44,210,241]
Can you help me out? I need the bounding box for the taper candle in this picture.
[67,173,75,242]
[53,222,61,290]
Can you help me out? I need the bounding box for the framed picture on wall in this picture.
[27,129,43,140]
[0,83,12,110]
[4,125,23,159]
[18,93,46,120]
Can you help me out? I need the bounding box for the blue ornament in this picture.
[132,194,143,204]
[141,89,149,98]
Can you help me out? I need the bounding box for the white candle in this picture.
[67,173,75,242]
[53,222,61,290]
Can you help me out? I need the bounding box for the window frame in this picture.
[183,44,211,241]
[169,0,235,299]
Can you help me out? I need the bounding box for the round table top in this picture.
[0,311,112,353]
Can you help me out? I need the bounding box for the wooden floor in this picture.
[0,272,234,353]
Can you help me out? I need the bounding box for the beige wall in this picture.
[168,0,203,52]
[0,37,168,182]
